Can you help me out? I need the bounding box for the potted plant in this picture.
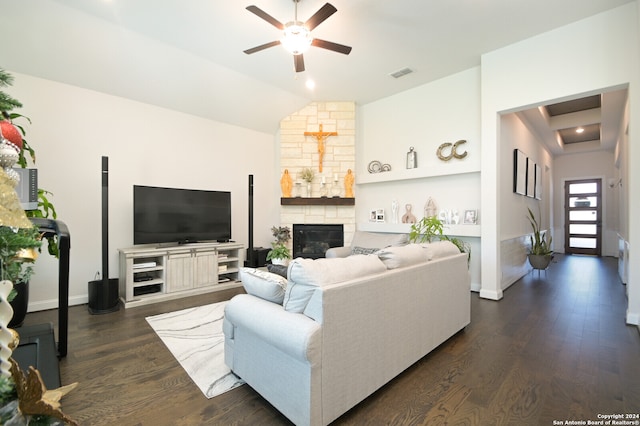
[409,216,444,243]
[526,207,553,270]
[300,168,314,197]
[266,226,292,266]
[409,216,471,265]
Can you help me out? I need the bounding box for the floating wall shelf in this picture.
[281,197,355,206]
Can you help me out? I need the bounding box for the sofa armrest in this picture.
[224,294,321,362]
[325,246,351,258]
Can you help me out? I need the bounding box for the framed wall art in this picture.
[534,163,542,200]
[513,149,527,195]
[526,157,535,198]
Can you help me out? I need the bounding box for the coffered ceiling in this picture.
[0,0,632,138]
[516,88,628,156]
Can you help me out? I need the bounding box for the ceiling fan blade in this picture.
[294,54,305,73]
[246,5,284,30]
[311,38,352,55]
[305,3,337,31]
[244,40,281,55]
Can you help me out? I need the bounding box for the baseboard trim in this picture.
[27,295,88,313]
[479,288,503,300]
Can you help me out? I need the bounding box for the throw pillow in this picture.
[351,246,379,255]
[267,263,288,278]
[239,267,287,304]
[421,240,461,260]
[376,244,429,269]
[283,255,387,313]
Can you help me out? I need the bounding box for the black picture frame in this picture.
[513,149,527,195]
[526,157,535,198]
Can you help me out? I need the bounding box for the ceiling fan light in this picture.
[281,22,312,55]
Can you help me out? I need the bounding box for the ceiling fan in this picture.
[244,1,352,73]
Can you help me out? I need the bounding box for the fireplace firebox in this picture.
[293,224,344,259]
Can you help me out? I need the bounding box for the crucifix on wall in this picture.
[304,124,337,172]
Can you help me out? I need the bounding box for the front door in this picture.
[564,179,602,256]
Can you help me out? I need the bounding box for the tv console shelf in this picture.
[119,242,244,308]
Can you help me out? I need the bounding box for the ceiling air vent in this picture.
[389,67,413,79]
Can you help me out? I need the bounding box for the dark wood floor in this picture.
[20,254,640,425]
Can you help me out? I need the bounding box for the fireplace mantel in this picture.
[281,197,355,206]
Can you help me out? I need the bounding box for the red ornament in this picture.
[0,120,23,150]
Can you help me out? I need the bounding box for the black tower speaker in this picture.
[88,156,120,314]
[245,175,255,267]
[245,174,268,267]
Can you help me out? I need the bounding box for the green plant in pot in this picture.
[266,226,292,266]
[0,225,42,327]
[409,216,471,265]
[526,207,553,270]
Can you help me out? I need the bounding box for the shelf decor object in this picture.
[280,169,293,198]
[345,169,355,197]
[406,147,417,169]
[437,139,468,162]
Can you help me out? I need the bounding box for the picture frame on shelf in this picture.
[463,210,477,224]
[376,209,385,222]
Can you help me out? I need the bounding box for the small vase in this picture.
[305,182,312,197]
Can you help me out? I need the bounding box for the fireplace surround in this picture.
[293,224,344,259]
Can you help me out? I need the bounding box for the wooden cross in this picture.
[304,124,337,172]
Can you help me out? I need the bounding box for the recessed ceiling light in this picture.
[306,79,315,90]
[576,127,585,133]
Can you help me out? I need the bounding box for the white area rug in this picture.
[146,301,244,398]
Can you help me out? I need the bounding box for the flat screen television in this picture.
[133,185,231,245]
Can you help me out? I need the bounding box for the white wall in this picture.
[8,72,280,311]
[499,113,552,241]
[480,2,640,325]
[357,67,482,289]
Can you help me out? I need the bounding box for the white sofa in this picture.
[223,242,470,426]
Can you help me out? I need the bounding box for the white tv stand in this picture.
[118,241,244,308]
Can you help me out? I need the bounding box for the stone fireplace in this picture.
[279,101,357,248]
[293,224,344,259]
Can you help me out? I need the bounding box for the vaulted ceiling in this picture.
[0,0,632,142]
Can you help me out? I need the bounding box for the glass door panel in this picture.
[564,179,601,256]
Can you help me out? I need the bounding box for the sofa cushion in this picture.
[351,246,380,255]
[239,267,287,304]
[376,244,429,269]
[421,240,461,260]
[350,231,408,249]
[267,263,288,278]
[283,255,387,313]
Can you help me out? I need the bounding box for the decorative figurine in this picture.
[424,197,438,218]
[280,169,293,197]
[345,169,355,197]
[391,199,399,224]
[402,204,416,224]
